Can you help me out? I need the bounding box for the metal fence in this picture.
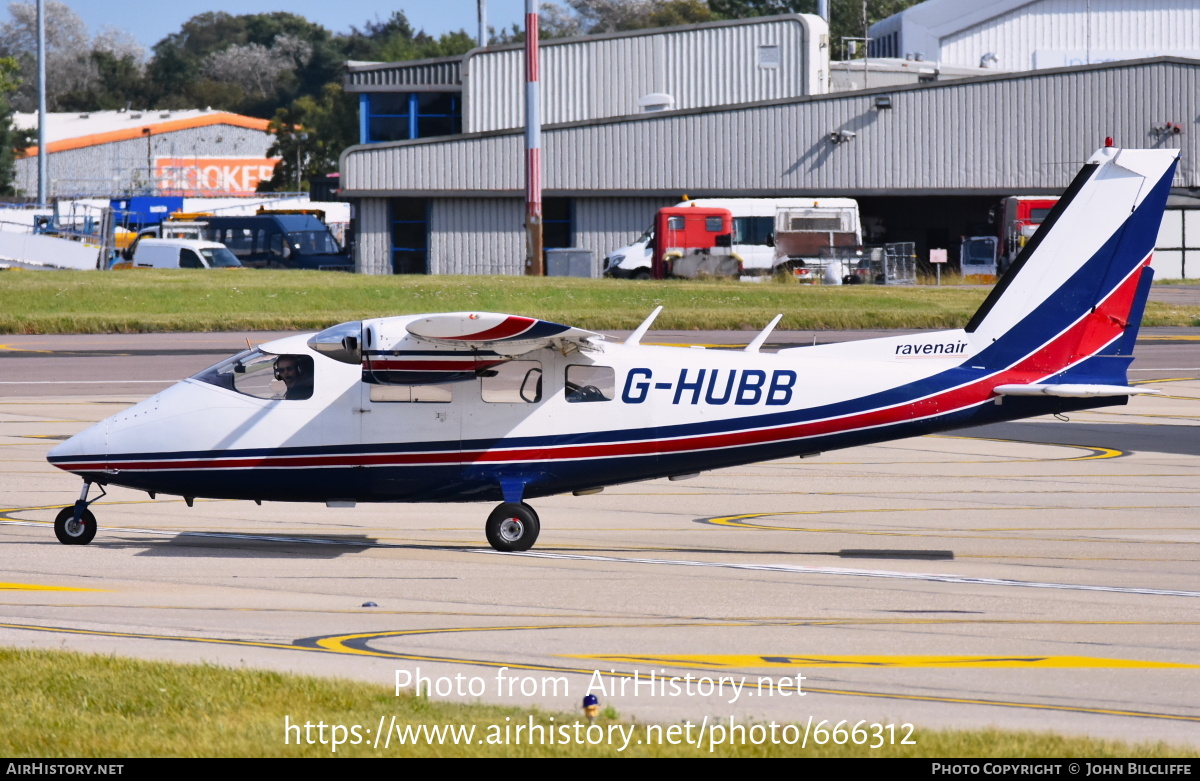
[821,242,917,285]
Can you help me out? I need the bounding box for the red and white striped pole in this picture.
[524,0,544,275]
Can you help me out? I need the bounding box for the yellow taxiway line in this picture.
[566,654,1200,669]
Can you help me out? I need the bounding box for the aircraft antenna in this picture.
[625,306,663,345]
[744,314,783,353]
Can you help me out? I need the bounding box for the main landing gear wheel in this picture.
[485,502,540,552]
[54,506,97,546]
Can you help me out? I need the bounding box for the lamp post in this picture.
[36,0,46,205]
[141,127,152,194]
[290,132,308,191]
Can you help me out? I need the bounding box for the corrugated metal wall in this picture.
[572,197,675,262]
[355,199,391,275]
[15,125,273,197]
[939,0,1200,70]
[353,196,675,276]
[429,198,525,275]
[343,59,1198,197]
[463,16,817,133]
[345,59,462,92]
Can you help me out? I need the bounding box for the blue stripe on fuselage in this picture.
[68,393,1122,503]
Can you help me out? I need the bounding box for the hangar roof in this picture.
[15,110,272,155]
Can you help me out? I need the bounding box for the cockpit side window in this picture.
[191,349,314,400]
[481,360,542,403]
[565,365,614,402]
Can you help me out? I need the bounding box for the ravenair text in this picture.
[895,340,969,356]
[622,368,797,406]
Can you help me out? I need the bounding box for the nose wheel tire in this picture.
[485,502,540,552]
[54,506,97,546]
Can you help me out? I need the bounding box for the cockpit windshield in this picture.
[191,349,314,400]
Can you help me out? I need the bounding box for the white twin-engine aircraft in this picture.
[49,147,1177,551]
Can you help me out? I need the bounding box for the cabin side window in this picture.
[369,384,452,403]
[190,350,314,401]
[565,365,614,403]
[481,360,543,403]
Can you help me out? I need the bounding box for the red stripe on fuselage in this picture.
[366,359,504,371]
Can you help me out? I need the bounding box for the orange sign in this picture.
[155,157,281,196]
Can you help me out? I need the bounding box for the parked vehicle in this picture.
[112,239,242,270]
[997,196,1058,274]
[772,203,863,283]
[605,197,861,280]
[650,206,737,278]
[953,196,1060,276]
[148,210,352,271]
[960,235,999,277]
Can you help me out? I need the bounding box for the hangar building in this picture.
[339,16,1199,279]
[15,110,278,198]
[345,13,830,145]
[867,0,1200,71]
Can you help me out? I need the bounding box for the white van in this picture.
[604,197,861,279]
[114,238,243,270]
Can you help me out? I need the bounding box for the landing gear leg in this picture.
[485,502,541,552]
[54,481,104,546]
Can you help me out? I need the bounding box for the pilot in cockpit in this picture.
[274,355,314,400]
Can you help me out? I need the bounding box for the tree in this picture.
[55,49,145,111]
[539,0,715,37]
[0,0,144,111]
[257,82,357,193]
[0,54,30,195]
[145,12,339,117]
[202,34,312,101]
[342,11,475,62]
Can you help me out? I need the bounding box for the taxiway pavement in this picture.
[1,328,1198,750]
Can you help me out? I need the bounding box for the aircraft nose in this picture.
[47,419,108,473]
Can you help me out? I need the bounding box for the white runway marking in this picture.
[7,518,1198,599]
[496,550,1200,599]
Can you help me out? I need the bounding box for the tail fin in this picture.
[965,147,1178,385]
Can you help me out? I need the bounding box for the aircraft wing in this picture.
[405,312,603,356]
[993,384,1161,398]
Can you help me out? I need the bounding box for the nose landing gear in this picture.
[54,481,104,545]
[485,502,540,552]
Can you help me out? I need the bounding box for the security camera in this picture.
[829,130,856,144]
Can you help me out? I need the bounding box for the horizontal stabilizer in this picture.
[993,384,1161,398]
[406,312,601,356]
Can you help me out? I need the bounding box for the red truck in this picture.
[650,206,736,279]
[960,196,1060,277]
[998,196,1059,274]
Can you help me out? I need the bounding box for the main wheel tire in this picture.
[632,269,651,281]
[54,506,96,546]
[485,502,540,552]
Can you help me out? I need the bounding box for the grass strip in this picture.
[1,271,1198,334]
[0,647,1194,758]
